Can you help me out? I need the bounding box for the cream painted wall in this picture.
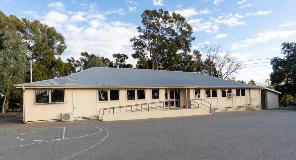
[23,88,262,122]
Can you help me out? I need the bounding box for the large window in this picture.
[51,89,64,103]
[206,89,211,97]
[35,89,49,104]
[137,90,145,100]
[195,89,200,98]
[241,89,245,96]
[236,89,246,96]
[222,89,232,97]
[127,90,135,100]
[212,89,217,97]
[152,89,159,99]
[206,89,217,97]
[98,90,108,101]
[35,89,64,104]
[110,90,119,100]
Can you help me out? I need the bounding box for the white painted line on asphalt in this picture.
[33,140,44,142]
[62,127,66,140]
[60,126,109,160]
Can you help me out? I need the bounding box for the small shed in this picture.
[261,88,281,109]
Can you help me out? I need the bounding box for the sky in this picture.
[0,0,296,83]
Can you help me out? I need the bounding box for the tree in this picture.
[248,79,257,86]
[270,42,296,95]
[112,53,133,68]
[20,18,67,81]
[73,52,111,71]
[201,44,242,79]
[0,12,27,114]
[131,9,195,70]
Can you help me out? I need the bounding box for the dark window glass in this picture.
[51,89,64,103]
[110,90,119,100]
[137,90,145,99]
[195,89,200,98]
[35,89,49,104]
[241,89,246,96]
[170,90,175,99]
[127,90,135,100]
[222,89,227,97]
[165,90,168,99]
[236,89,241,96]
[206,89,211,97]
[152,89,159,99]
[98,90,108,101]
[212,89,217,97]
[227,89,232,94]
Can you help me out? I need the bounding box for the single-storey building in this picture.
[16,67,262,122]
[261,88,281,109]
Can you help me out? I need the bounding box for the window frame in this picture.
[35,89,65,104]
[137,90,145,100]
[98,89,109,101]
[211,89,217,97]
[195,89,200,98]
[222,89,232,97]
[241,89,246,96]
[205,89,211,97]
[110,90,119,101]
[236,89,241,96]
[127,90,136,100]
[152,89,159,99]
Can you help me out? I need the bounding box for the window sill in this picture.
[35,102,66,105]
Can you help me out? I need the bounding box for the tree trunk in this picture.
[2,95,6,115]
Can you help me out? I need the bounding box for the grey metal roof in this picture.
[16,67,261,89]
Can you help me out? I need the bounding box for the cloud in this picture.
[189,19,219,33]
[246,10,272,16]
[213,0,223,5]
[174,8,211,19]
[214,13,244,26]
[237,0,252,7]
[41,8,138,61]
[279,21,296,28]
[153,0,164,6]
[127,0,137,12]
[231,29,296,49]
[215,33,227,39]
[104,8,125,16]
[48,1,65,11]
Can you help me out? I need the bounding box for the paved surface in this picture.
[0,110,296,160]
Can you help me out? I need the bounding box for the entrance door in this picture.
[165,89,180,108]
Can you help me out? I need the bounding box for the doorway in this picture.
[165,89,180,108]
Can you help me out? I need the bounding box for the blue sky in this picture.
[1,0,296,83]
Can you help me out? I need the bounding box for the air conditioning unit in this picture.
[227,93,235,98]
[61,113,74,121]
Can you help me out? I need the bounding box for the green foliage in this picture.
[112,53,133,68]
[280,94,295,105]
[270,42,296,95]
[69,52,111,72]
[248,80,257,85]
[0,12,27,113]
[131,9,195,70]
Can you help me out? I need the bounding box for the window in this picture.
[127,90,135,100]
[241,89,245,96]
[212,89,217,97]
[110,90,119,100]
[98,90,108,101]
[152,89,159,99]
[35,89,49,104]
[206,89,211,97]
[51,89,64,103]
[170,90,175,99]
[137,90,145,100]
[222,89,231,97]
[195,89,200,98]
[35,89,64,104]
[236,89,241,96]
[165,90,168,99]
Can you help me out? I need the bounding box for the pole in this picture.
[30,58,33,83]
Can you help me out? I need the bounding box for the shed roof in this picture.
[16,67,261,89]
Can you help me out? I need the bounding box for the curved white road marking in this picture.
[60,127,109,160]
[0,127,103,150]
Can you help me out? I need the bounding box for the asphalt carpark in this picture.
[0,110,296,160]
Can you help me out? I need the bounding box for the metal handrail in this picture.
[191,98,212,113]
[98,98,213,119]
